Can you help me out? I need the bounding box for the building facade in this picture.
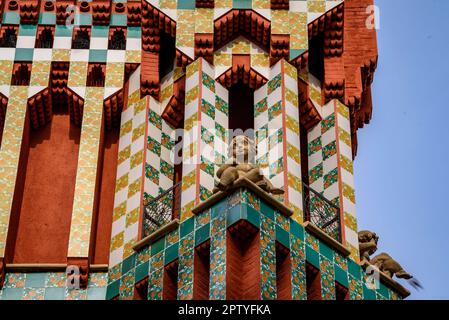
[0,0,408,300]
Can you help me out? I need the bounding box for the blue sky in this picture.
[355,0,449,299]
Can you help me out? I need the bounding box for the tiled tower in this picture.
[0,0,408,300]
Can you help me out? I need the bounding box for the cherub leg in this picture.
[245,168,263,184]
[214,166,239,193]
[263,177,284,195]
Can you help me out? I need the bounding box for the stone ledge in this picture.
[360,261,411,298]
[4,264,109,272]
[304,221,351,257]
[133,219,180,252]
[192,177,294,217]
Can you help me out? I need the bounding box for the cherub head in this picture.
[358,230,379,255]
[229,135,256,163]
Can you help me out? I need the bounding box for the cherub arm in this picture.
[216,162,234,178]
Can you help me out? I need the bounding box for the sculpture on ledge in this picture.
[370,253,413,280]
[358,230,422,289]
[358,230,379,264]
[213,135,284,195]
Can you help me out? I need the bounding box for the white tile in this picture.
[90,37,108,50]
[109,247,124,267]
[16,36,36,48]
[111,216,126,237]
[53,37,72,49]
[128,66,141,93]
[70,49,89,61]
[124,222,138,243]
[126,38,141,51]
[126,192,141,213]
[0,48,16,60]
[107,49,126,63]
[33,48,52,61]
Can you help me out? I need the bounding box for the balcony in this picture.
[141,182,182,238]
[140,180,342,246]
[302,183,342,243]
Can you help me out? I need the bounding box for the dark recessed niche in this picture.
[87,63,106,87]
[11,62,32,86]
[35,26,55,49]
[109,28,126,50]
[159,31,176,81]
[72,28,91,49]
[308,33,325,82]
[0,26,18,48]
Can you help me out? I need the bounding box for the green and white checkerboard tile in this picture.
[109,67,147,268]
[144,94,177,204]
[254,59,303,224]
[180,58,229,221]
[306,73,359,260]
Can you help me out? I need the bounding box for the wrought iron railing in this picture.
[302,183,342,243]
[142,182,182,238]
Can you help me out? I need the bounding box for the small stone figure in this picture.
[358,230,379,264]
[370,252,413,280]
[213,135,284,195]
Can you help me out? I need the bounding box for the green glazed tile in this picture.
[377,282,390,300]
[1,288,24,300]
[226,204,241,227]
[151,237,165,257]
[177,0,195,9]
[25,273,46,288]
[334,265,349,288]
[19,25,37,36]
[105,280,120,300]
[55,25,73,37]
[195,224,210,246]
[290,220,304,240]
[260,201,275,220]
[164,243,179,265]
[245,204,260,228]
[87,287,107,300]
[134,261,149,282]
[180,217,194,238]
[362,284,377,300]
[348,259,362,280]
[44,287,66,300]
[211,199,227,220]
[306,246,320,269]
[127,27,141,38]
[110,14,127,26]
[38,13,56,25]
[233,0,252,9]
[319,242,334,261]
[121,253,136,274]
[2,12,20,24]
[75,13,92,26]
[89,49,107,62]
[276,225,290,248]
[91,26,109,38]
[15,48,34,61]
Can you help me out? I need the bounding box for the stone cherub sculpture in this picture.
[213,135,284,195]
[358,230,379,264]
[369,252,413,280]
[358,231,422,289]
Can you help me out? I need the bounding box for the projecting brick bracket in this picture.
[67,257,90,290]
[192,177,293,217]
